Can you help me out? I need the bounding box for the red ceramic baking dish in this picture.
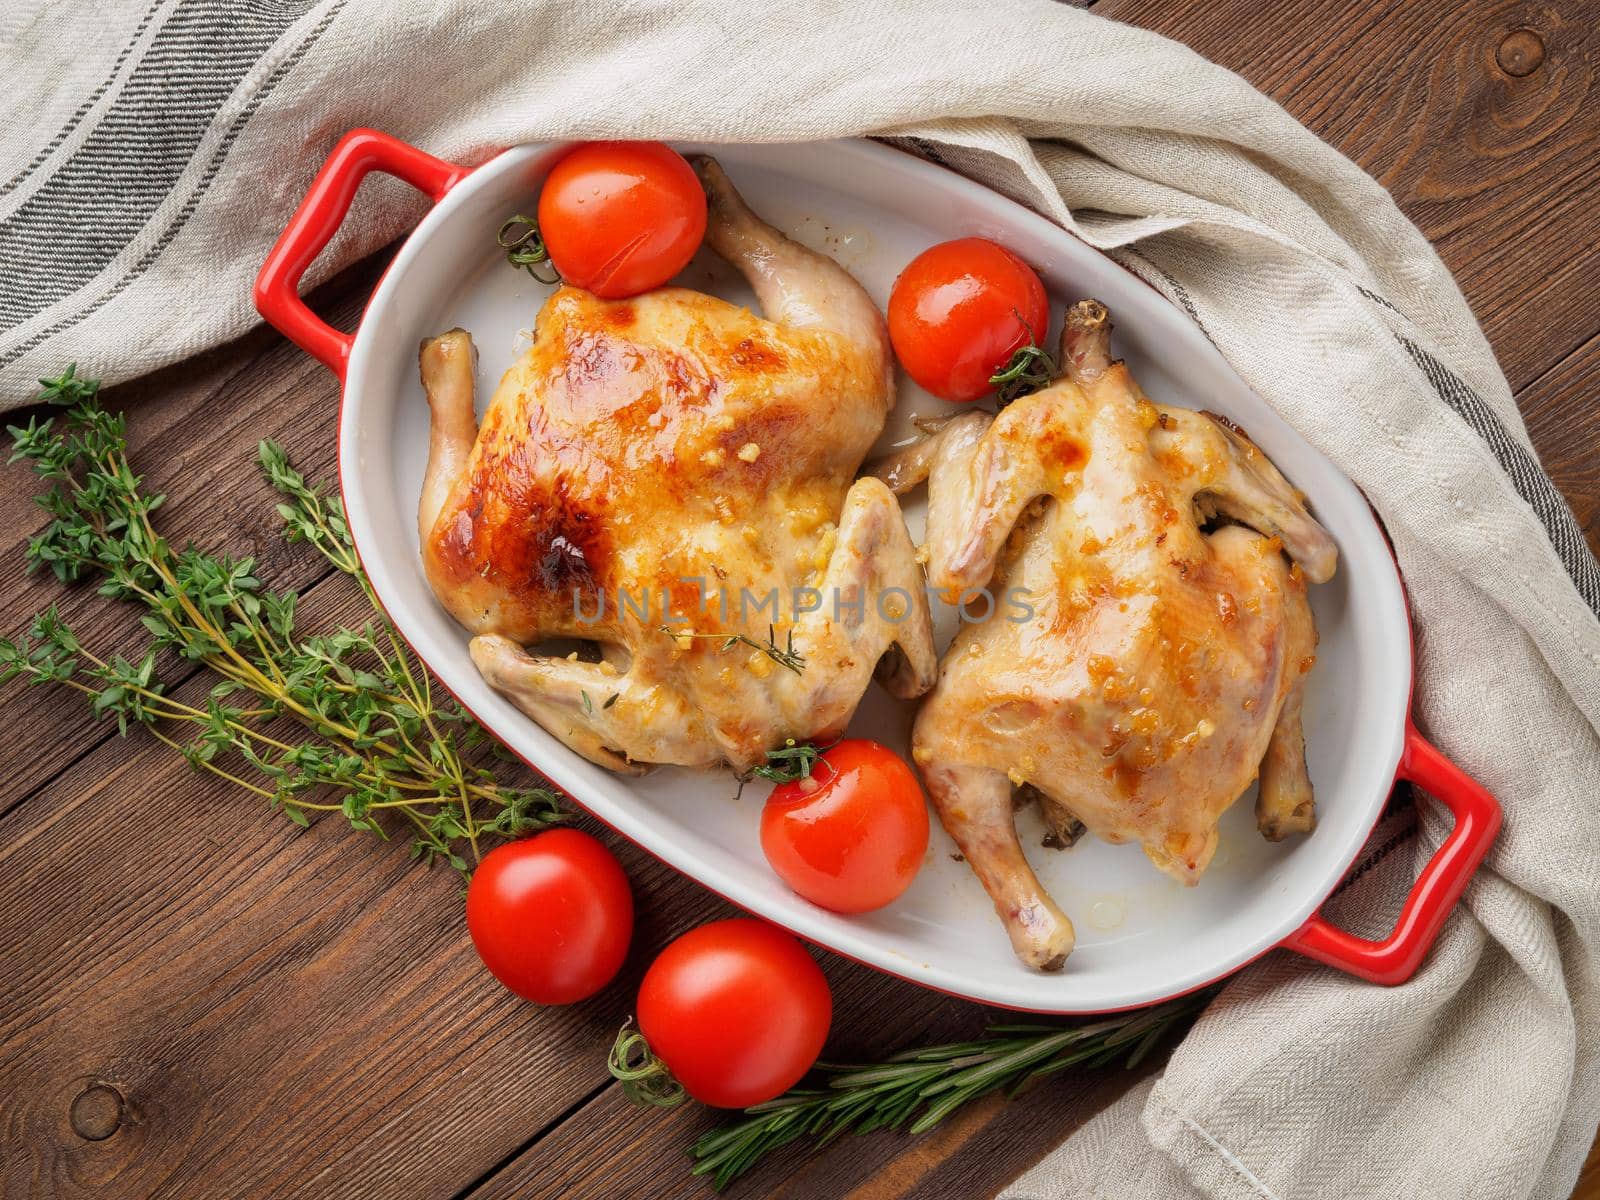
[256,129,1501,1012]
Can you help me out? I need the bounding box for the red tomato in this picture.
[637,919,831,1108]
[537,141,707,298]
[466,829,632,1005]
[761,739,929,913]
[887,237,1050,402]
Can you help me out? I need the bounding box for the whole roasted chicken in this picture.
[417,159,935,774]
[876,300,1338,970]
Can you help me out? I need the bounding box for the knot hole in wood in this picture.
[69,1083,125,1141]
[1496,29,1546,76]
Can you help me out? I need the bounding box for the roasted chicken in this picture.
[417,159,936,774]
[875,300,1338,970]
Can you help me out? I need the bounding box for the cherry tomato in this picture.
[466,829,633,1005]
[761,739,928,913]
[887,237,1050,402]
[637,919,831,1108]
[537,141,707,298]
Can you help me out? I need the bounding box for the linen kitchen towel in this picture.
[3,2,1597,1197]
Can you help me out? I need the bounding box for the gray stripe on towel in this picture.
[0,1,345,370]
[0,0,171,201]
[0,0,320,330]
[1399,337,1600,616]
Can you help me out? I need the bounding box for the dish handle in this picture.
[254,128,471,379]
[1281,721,1501,985]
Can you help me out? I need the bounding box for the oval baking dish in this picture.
[256,130,1500,1013]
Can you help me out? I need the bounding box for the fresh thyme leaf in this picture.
[581,689,594,715]
[689,988,1215,1190]
[497,214,561,284]
[749,737,834,785]
[661,623,805,675]
[989,343,1056,404]
[989,309,1057,405]
[1,369,569,880]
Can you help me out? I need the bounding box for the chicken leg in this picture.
[924,761,1075,970]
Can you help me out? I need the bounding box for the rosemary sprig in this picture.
[690,988,1213,1190]
[1,367,567,876]
[659,623,805,675]
[497,214,561,284]
[989,309,1057,405]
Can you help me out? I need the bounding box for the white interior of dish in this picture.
[340,139,1411,1011]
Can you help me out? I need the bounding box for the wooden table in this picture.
[2,1,1597,1196]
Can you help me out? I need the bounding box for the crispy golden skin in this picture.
[418,160,934,774]
[874,300,1336,970]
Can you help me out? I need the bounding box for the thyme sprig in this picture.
[1,367,566,876]
[989,310,1057,405]
[497,214,561,284]
[690,988,1213,1189]
[990,343,1057,404]
[749,737,835,786]
[659,623,805,675]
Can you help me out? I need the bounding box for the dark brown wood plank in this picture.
[0,647,1021,1199]
[0,694,628,1199]
[1093,0,1600,395]
[0,571,797,1200]
[1577,1135,1600,1200]
[467,1047,1151,1200]
[1089,0,1600,561]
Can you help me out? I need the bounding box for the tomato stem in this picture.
[990,343,1057,403]
[608,1021,687,1109]
[497,214,561,284]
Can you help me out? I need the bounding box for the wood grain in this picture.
[1094,0,1600,390]
[466,1061,1146,1200]
[0,0,1597,1197]
[1580,1137,1600,1200]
